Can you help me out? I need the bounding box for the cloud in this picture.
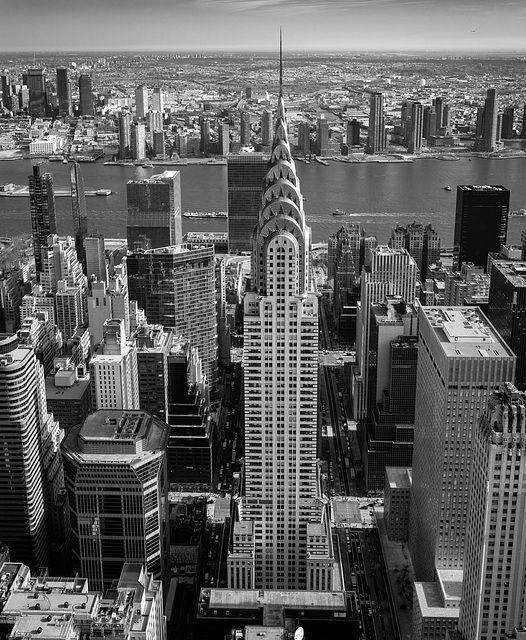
[195,0,431,13]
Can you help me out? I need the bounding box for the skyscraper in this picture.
[29,164,57,275]
[151,87,163,113]
[482,88,498,152]
[389,222,441,281]
[84,234,106,283]
[366,92,387,154]
[199,116,210,154]
[153,129,165,157]
[70,160,87,268]
[453,185,509,271]
[459,384,526,640]
[218,123,230,156]
[78,74,93,116]
[0,333,64,569]
[346,119,360,146]
[409,306,515,581]
[229,84,334,591]
[487,258,526,391]
[261,109,273,146]
[56,67,71,117]
[27,68,47,117]
[127,245,218,388]
[317,117,329,155]
[297,121,311,155]
[353,246,417,420]
[118,113,131,159]
[130,122,146,160]
[61,409,170,591]
[126,170,182,250]
[227,153,268,253]
[240,111,251,145]
[408,101,424,153]
[89,319,139,410]
[135,84,148,118]
[501,105,514,139]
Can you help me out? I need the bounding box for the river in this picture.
[1,156,526,247]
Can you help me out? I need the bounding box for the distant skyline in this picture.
[3,0,526,54]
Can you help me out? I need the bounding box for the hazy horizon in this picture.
[3,0,526,54]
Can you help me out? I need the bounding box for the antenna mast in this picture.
[279,28,283,97]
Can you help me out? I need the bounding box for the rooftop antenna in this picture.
[279,28,283,98]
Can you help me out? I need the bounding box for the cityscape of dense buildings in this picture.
[1,48,526,640]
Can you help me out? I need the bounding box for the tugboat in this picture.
[332,208,347,216]
[444,185,452,191]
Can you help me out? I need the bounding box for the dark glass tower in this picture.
[27,68,47,117]
[488,259,526,391]
[453,185,509,271]
[227,153,268,253]
[70,161,88,269]
[29,164,57,274]
[126,170,182,250]
[56,67,71,117]
[78,74,93,116]
[366,92,387,154]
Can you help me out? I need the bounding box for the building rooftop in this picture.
[45,372,90,401]
[63,410,169,458]
[245,626,284,640]
[422,307,514,358]
[203,588,347,610]
[386,467,412,489]
[414,582,460,619]
[491,260,526,287]
[458,184,508,192]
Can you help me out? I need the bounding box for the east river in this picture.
[1,156,526,247]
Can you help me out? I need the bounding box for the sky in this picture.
[3,0,526,53]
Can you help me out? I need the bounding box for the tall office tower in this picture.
[453,185,509,271]
[459,384,526,640]
[400,99,413,146]
[29,164,57,275]
[127,245,218,388]
[56,280,84,341]
[90,319,139,410]
[126,170,182,250]
[365,298,418,491]
[199,116,210,153]
[227,153,268,253]
[487,259,526,391]
[523,104,526,137]
[1,72,11,110]
[0,333,65,569]
[56,67,71,117]
[84,234,106,283]
[78,74,93,116]
[353,246,417,420]
[40,234,87,294]
[501,106,514,139]
[297,120,311,155]
[166,337,212,487]
[230,89,334,592]
[135,84,148,118]
[87,267,130,347]
[46,359,92,433]
[151,87,163,113]
[0,269,23,333]
[409,306,515,581]
[130,122,146,160]
[423,106,437,140]
[18,312,60,377]
[135,324,172,421]
[69,160,88,269]
[261,109,273,146]
[218,123,230,156]
[482,88,498,152]
[346,118,360,146]
[476,106,485,138]
[408,102,424,153]
[366,92,387,154]
[153,129,165,157]
[240,111,251,145]
[316,117,329,155]
[330,224,366,345]
[442,104,451,132]
[20,283,56,326]
[27,68,47,117]
[389,222,441,281]
[433,96,444,129]
[118,113,131,159]
[149,109,163,133]
[62,409,169,591]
